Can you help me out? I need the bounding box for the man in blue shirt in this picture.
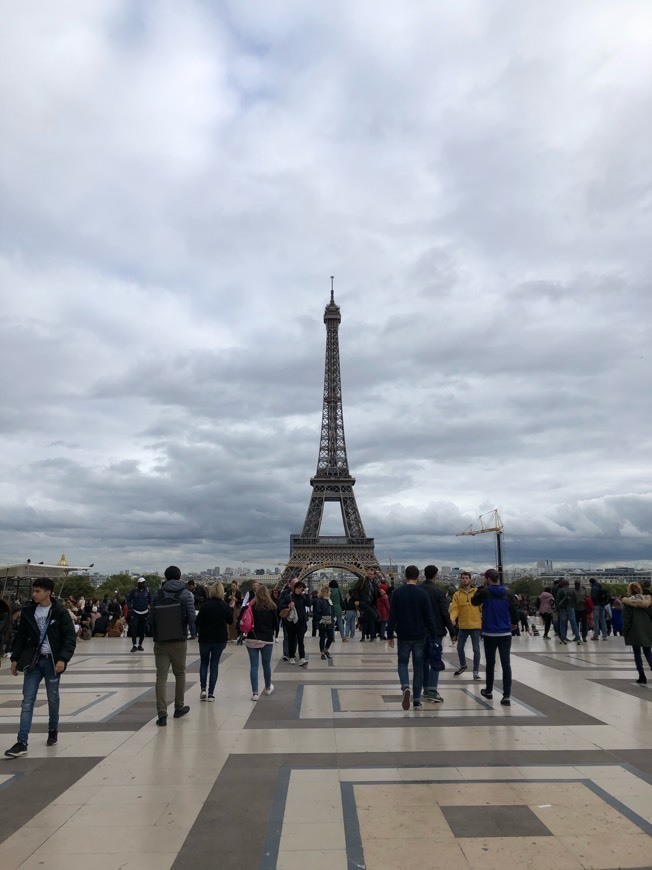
[387,566,437,710]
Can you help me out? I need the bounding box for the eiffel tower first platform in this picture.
[281,283,380,586]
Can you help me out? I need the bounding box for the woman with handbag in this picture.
[245,586,279,700]
[315,585,335,659]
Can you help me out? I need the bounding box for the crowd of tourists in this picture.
[1,568,651,758]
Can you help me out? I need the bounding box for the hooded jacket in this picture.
[449,586,482,630]
[472,585,518,635]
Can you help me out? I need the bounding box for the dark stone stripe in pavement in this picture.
[0,757,101,844]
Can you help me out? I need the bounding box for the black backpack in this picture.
[151,587,185,642]
[598,588,610,607]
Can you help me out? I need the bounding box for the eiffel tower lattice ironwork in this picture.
[282,282,380,585]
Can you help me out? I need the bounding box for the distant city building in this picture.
[224,567,233,576]
[536,560,553,575]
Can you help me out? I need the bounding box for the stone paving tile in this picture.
[0,633,650,870]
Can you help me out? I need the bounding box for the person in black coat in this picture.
[5,577,76,757]
[314,586,335,659]
[195,583,234,700]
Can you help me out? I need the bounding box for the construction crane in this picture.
[456,509,504,582]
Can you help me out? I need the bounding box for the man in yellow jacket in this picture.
[449,571,482,680]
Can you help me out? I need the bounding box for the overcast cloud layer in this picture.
[1,1,651,575]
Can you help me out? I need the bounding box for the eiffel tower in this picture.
[282,282,380,586]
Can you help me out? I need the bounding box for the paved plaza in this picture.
[1,628,651,869]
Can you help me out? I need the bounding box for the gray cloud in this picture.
[0,1,650,575]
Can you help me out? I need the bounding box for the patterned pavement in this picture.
[0,627,651,869]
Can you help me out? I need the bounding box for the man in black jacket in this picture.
[5,577,76,757]
[421,565,456,703]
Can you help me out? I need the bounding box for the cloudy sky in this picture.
[1,1,651,576]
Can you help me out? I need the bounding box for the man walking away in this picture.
[5,577,76,758]
[127,578,152,652]
[387,566,437,711]
[472,570,518,706]
[152,566,195,726]
[590,578,609,641]
[450,571,482,680]
[556,580,581,645]
[421,565,456,703]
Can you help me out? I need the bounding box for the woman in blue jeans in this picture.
[245,586,279,701]
[195,583,233,701]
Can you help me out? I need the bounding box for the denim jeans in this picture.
[397,638,426,701]
[592,606,608,639]
[198,641,226,695]
[482,635,512,697]
[422,636,442,691]
[247,644,273,693]
[334,612,344,638]
[379,620,387,640]
[344,610,357,639]
[558,608,580,642]
[18,655,60,744]
[457,628,481,671]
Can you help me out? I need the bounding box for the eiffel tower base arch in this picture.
[281,536,380,590]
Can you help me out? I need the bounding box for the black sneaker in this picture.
[130,645,138,652]
[47,730,58,746]
[454,665,467,676]
[173,705,190,719]
[501,697,511,706]
[401,686,411,710]
[480,688,493,700]
[156,716,167,727]
[413,700,423,709]
[282,656,289,662]
[137,645,144,651]
[5,742,28,758]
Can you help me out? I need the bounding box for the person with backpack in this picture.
[127,578,153,652]
[590,578,609,641]
[328,579,345,640]
[151,566,195,726]
[195,582,233,701]
[472,569,519,706]
[244,585,278,700]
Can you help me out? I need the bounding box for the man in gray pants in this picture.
[153,566,195,726]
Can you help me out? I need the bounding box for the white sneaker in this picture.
[289,658,296,664]
[251,693,259,701]
[264,684,275,696]
[200,690,207,701]
[299,658,308,667]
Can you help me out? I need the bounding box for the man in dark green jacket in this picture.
[5,577,76,758]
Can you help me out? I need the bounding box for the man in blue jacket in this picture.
[387,566,437,711]
[472,569,518,706]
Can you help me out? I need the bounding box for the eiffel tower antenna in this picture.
[282,283,380,587]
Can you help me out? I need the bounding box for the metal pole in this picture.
[496,531,504,583]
